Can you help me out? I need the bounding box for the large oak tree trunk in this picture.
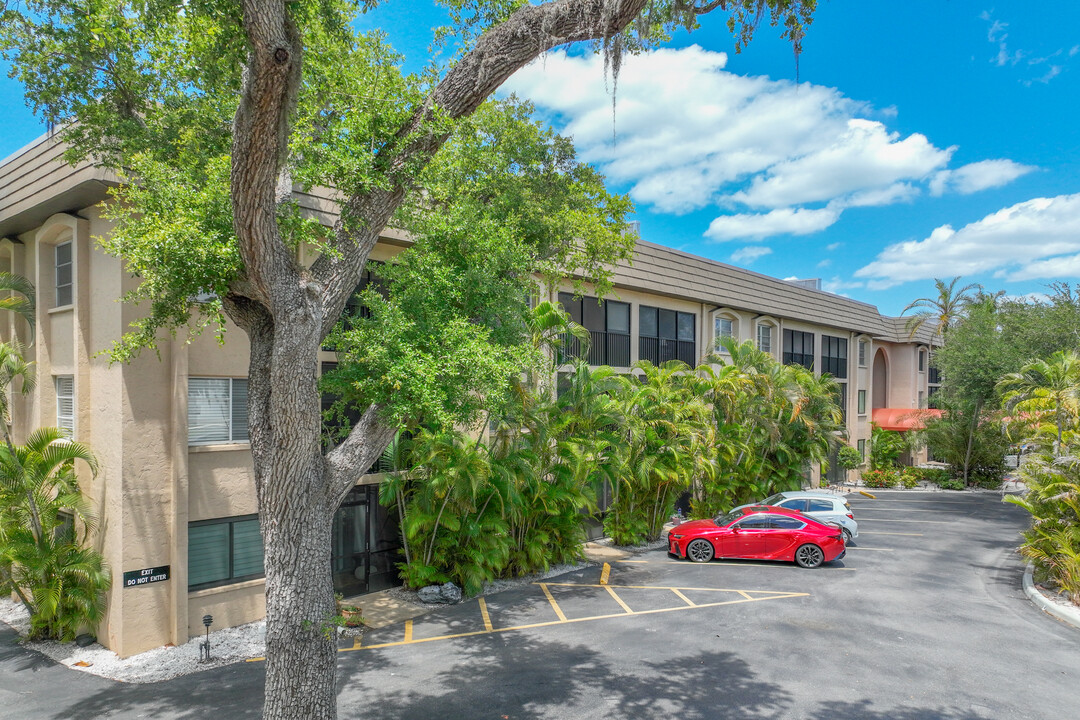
[225,2,684,718]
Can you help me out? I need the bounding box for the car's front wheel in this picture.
[794,543,824,568]
[686,538,715,563]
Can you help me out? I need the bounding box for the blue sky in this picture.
[3,1,1079,316]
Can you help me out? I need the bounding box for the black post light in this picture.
[200,614,213,663]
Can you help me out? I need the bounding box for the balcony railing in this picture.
[559,331,631,367]
[639,337,696,366]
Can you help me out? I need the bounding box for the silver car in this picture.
[735,491,858,542]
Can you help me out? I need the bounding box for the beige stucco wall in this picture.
[187,579,266,639]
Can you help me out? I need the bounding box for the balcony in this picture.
[639,337,696,366]
[559,331,631,367]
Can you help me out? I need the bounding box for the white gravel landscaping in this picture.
[0,537,660,683]
[0,596,266,683]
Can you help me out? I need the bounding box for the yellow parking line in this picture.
[539,583,567,622]
[599,563,611,585]
[543,581,806,596]
[671,588,696,607]
[736,590,753,600]
[478,597,493,632]
[345,592,810,652]
[404,620,413,643]
[859,528,920,535]
[664,561,856,571]
[604,585,633,614]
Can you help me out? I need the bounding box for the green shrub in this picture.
[898,469,921,489]
[837,446,862,471]
[935,477,965,490]
[862,469,898,488]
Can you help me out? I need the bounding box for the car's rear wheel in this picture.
[842,528,853,545]
[686,539,714,563]
[794,543,824,568]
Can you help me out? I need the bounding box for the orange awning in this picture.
[871,407,943,432]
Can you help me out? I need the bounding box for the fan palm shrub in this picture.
[0,428,108,641]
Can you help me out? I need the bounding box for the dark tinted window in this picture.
[779,498,808,511]
[772,516,806,530]
[736,516,771,529]
[658,309,677,339]
[607,301,630,333]
[808,499,834,513]
[677,312,695,342]
[583,298,605,332]
[639,306,658,338]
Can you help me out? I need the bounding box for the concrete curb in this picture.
[1023,564,1080,631]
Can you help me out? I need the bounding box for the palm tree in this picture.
[0,271,35,343]
[998,350,1080,456]
[902,276,982,340]
[0,428,107,641]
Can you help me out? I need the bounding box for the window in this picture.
[188,515,264,590]
[779,499,808,511]
[821,335,848,378]
[735,516,771,530]
[858,340,868,367]
[835,382,847,423]
[929,366,941,384]
[714,316,734,351]
[928,385,940,409]
[757,323,773,354]
[55,241,73,307]
[639,305,696,365]
[857,439,866,461]
[188,378,249,445]
[808,499,834,513]
[857,389,867,415]
[771,516,806,530]
[558,293,631,366]
[919,349,926,372]
[783,329,814,370]
[55,376,74,438]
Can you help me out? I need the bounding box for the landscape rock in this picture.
[440,582,463,604]
[418,582,463,604]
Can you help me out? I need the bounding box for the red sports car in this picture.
[667,506,846,568]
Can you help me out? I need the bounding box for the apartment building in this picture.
[0,132,938,657]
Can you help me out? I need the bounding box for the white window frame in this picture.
[188,377,249,446]
[858,340,868,367]
[55,241,73,308]
[714,315,735,352]
[55,375,75,438]
[757,323,773,354]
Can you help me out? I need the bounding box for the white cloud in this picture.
[929,159,1036,196]
[822,277,865,296]
[504,46,1028,242]
[817,259,832,268]
[729,246,773,264]
[729,120,950,209]
[825,242,843,251]
[704,207,840,241]
[855,192,1080,287]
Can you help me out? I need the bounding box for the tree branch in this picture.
[310,0,654,337]
[231,1,306,312]
[323,405,397,508]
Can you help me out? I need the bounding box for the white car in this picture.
[734,491,858,542]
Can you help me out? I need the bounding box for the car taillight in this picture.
[847,513,854,519]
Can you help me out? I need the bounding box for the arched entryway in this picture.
[872,348,888,409]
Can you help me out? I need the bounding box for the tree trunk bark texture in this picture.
[224,2,702,718]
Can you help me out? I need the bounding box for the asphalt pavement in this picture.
[2,491,1078,719]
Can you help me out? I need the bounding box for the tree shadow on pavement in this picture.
[805,699,992,720]
[336,633,792,720]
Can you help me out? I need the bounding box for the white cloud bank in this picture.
[729,246,772,264]
[856,192,1080,288]
[503,46,1031,241]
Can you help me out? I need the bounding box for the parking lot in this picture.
[330,491,1080,720]
[3,491,1080,719]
